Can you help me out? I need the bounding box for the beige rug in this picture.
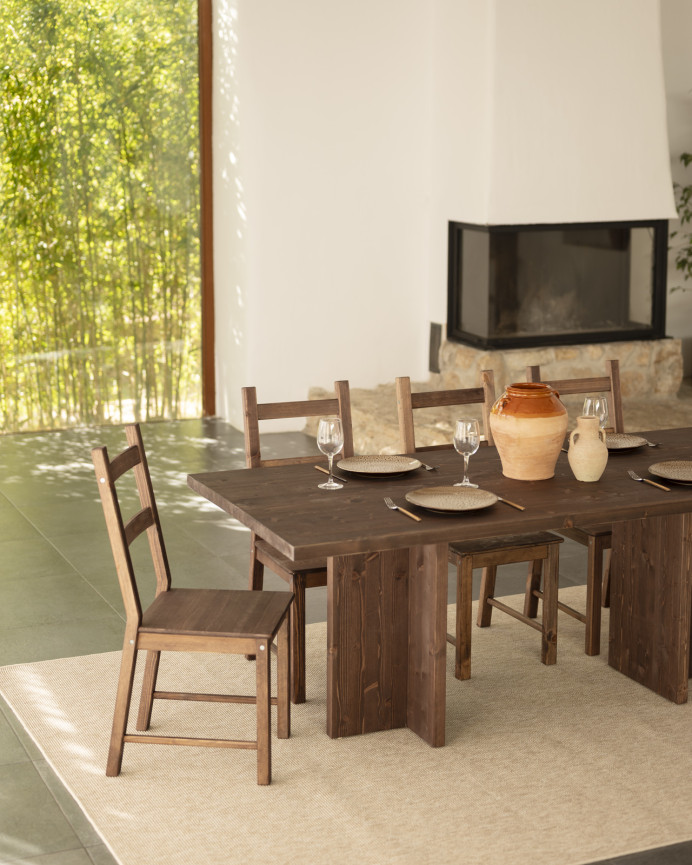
[1,587,690,865]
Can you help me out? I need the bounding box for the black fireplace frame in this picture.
[446,219,669,350]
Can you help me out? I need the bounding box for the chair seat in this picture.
[449,531,562,558]
[255,538,327,576]
[141,588,293,639]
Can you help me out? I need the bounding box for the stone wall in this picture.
[431,337,683,397]
[309,337,688,454]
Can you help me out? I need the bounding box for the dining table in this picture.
[187,426,692,748]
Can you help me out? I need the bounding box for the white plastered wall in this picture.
[213,0,433,427]
[213,0,682,429]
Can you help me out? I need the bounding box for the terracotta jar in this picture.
[567,415,608,482]
[489,382,568,481]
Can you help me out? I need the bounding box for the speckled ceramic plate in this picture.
[648,460,692,484]
[605,433,647,452]
[337,455,422,476]
[405,485,498,512]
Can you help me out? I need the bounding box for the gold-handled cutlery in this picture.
[496,496,525,511]
[384,496,421,522]
[627,469,670,491]
[315,465,347,482]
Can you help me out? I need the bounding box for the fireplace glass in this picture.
[447,220,667,349]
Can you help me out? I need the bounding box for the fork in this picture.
[643,439,660,448]
[419,461,438,471]
[627,469,670,492]
[384,496,421,521]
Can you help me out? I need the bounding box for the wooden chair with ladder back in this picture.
[243,380,354,704]
[396,371,563,680]
[92,423,292,785]
[525,359,624,655]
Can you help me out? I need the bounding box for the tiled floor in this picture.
[0,418,690,865]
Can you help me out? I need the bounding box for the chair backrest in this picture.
[395,370,496,454]
[525,359,624,433]
[92,424,170,626]
[242,380,355,468]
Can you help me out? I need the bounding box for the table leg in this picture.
[326,543,448,746]
[407,543,448,747]
[609,514,692,704]
[327,548,409,738]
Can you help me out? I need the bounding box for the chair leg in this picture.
[523,559,542,619]
[584,537,604,656]
[106,635,138,777]
[255,638,271,785]
[289,573,307,704]
[136,650,160,731]
[246,537,265,661]
[477,565,498,627]
[541,546,559,666]
[455,557,474,680]
[276,616,291,740]
[602,547,612,608]
[249,540,264,592]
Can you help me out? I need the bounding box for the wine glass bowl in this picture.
[453,418,480,487]
[583,396,609,430]
[317,416,344,489]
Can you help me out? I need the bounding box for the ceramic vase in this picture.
[567,415,608,482]
[489,382,568,481]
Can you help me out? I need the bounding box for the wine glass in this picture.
[317,416,344,490]
[453,418,480,487]
[583,396,609,429]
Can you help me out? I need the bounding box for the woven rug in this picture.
[1,587,690,865]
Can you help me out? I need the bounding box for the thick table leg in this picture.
[326,543,448,746]
[327,549,409,738]
[609,514,692,704]
[407,543,448,747]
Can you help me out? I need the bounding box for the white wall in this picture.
[427,0,493,324]
[213,0,686,428]
[214,0,433,427]
[487,0,674,225]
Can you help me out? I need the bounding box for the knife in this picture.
[315,465,348,482]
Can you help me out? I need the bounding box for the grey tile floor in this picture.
[0,419,689,865]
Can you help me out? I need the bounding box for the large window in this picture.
[0,0,207,432]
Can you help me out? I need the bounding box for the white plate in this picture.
[648,460,692,484]
[605,433,647,451]
[337,455,421,475]
[405,485,498,513]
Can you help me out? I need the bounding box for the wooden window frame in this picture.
[199,0,215,416]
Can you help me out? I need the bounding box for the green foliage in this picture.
[0,0,201,432]
[671,152,692,294]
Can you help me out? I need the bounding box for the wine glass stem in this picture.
[327,454,334,483]
[463,454,470,484]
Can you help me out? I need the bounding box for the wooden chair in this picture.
[92,424,292,785]
[525,359,623,654]
[396,372,563,679]
[243,380,354,704]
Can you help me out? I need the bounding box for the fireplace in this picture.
[446,220,668,350]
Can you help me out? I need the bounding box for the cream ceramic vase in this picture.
[567,415,608,482]
[489,383,568,481]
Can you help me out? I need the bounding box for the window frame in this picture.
[199,0,215,416]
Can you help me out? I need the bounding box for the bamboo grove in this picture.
[0,0,201,432]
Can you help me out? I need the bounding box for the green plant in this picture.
[0,0,202,432]
[671,152,692,291]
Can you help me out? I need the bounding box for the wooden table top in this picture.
[188,427,692,561]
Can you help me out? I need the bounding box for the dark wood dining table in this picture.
[188,426,692,747]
